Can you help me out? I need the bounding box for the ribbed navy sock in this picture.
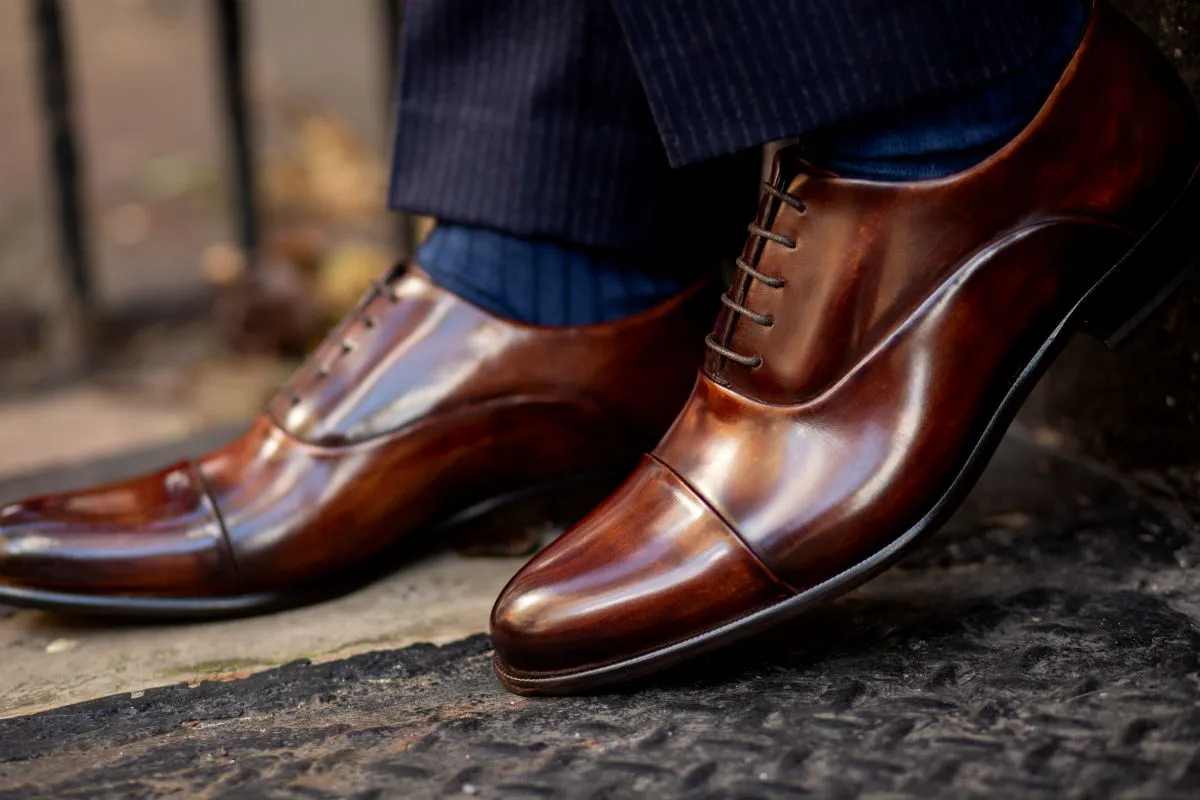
[816,0,1088,181]
[416,225,686,326]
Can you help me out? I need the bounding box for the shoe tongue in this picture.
[772,145,841,192]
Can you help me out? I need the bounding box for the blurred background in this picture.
[0,0,422,481]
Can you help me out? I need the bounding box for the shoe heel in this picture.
[1079,166,1200,350]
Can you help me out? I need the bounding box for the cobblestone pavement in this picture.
[1,468,1199,799]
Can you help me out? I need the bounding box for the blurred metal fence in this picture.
[28,0,408,327]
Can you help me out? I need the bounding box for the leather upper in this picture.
[491,456,793,674]
[0,462,237,596]
[271,267,710,446]
[492,0,1200,679]
[0,267,715,597]
[707,1,1200,404]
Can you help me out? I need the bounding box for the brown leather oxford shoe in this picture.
[491,0,1200,694]
[0,266,713,616]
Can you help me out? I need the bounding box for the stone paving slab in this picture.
[2,454,1198,798]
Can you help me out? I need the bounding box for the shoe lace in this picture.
[705,183,804,378]
[288,274,403,407]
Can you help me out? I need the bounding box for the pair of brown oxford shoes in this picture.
[2,0,1197,694]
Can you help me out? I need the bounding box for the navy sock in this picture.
[817,0,1088,181]
[416,224,686,326]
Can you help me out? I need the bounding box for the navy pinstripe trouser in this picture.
[388,0,1074,267]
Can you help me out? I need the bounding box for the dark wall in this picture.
[1030,0,1200,475]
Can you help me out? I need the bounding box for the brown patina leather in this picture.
[491,0,1200,684]
[0,267,713,600]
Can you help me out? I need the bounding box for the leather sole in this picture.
[494,164,1200,696]
[0,470,621,619]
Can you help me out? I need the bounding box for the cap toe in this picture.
[0,461,235,596]
[491,456,792,677]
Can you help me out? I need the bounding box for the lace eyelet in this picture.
[704,181,802,371]
[763,182,806,214]
[341,340,356,354]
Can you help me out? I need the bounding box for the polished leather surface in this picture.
[492,0,1200,682]
[0,267,714,598]
[661,222,1133,586]
[0,462,235,594]
[491,456,793,674]
[269,266,708,446]
[707,2,1199,404]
